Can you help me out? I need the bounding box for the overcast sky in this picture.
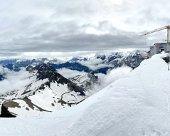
[0,0,169,53]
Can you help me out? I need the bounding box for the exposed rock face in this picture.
[123,50,147,69]
[0,98,53,117]
[0,103,16,118]
[162,56,170,63]
[69,73,98,90]
[96,50,147,69]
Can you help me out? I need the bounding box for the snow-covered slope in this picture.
[0,54,170,136]
[0,64,90,115]
[57,68,99,91]
[60,53,170,136]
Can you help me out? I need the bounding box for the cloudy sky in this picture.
[0,0,169,54]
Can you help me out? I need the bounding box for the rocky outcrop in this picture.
[0,103,16,118]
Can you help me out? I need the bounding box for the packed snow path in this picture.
[1,54,170,136]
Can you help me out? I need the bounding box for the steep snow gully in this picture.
[1,54,170,136]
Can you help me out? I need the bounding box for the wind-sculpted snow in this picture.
[57,54,170,136]
[0,54,169,136]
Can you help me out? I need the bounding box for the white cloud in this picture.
[0,70,34,95]
[0,0,169,52]
[100,67,132,88]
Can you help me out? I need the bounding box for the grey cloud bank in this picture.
[0,0,169,52]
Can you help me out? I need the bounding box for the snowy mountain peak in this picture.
[30,63,86,95]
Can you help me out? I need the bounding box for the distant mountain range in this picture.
[0,50,147,74]
[0,50,148,116]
